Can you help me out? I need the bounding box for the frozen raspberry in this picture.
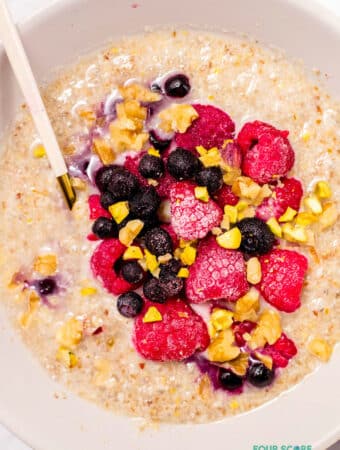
[232,321,257,346]
[256,178,303,221]
[124,152,149,187]
[262,333,298,368]
[175,104,235,151]
[213,184,239,208]
[186,236,249,303]
[133,298,210,361]
[88,194,111,220]
[91,239,132,295]
[257,249,308,312]
[156,172,176,199]
[169,181,223,240]
[237,121,295,184]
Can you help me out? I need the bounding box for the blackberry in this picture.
[143,278,168,303]
[149,131,171,152]
[138,154,164,179]
[121,261,144,284]
[159,259,181,279]
[144,227,173,256]
[164,74,191,98]
[129,187,161,220]
[167,148,201,181]
[117,292,144,318]
[195,166,223,194]
[247,361,275,388]
[218,368,244,391]
[36,278,56,296]
[92,217,118,239]
[238,217,275,256]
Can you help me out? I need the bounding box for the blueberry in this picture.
[36,278,56,296]
[92,217,118,239]
[144,227,173,256]
[247,361,275,388]
[100,191,116,210]
[138,154,164,179]
[121,261,144,284]
[149,131,171,152]
[95,165,120,192]
[164,74,191,98]
[195,166,223,194]
[218,368,243,391]
[159,259,182,279]
[160,276,184,298]
[117,292,144,318]
[143,278,168,303]
[99,165,139,201]
[129,187,161,220]
[167,148,201,181]
[237,218,275,256]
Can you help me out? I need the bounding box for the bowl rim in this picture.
[0,0,339,449]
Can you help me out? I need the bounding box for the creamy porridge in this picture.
[0,29,339,424]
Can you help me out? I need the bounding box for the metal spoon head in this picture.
[57,173,76,210]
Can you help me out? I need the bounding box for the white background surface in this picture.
[1,0,340,449]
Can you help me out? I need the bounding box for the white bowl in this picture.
[0,1,339,449]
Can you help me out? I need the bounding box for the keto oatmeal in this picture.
[0,29,339,424]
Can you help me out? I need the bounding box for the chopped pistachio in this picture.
[144,249,159,272]
[199,147,221,168]
[123,246,144,260]
[278,206,297,222]
[33,144,46,158]
[194,186,210,202]
[224,205,238,223]
[295,212,318,226]
[80,286,97,296]
[314,181,332,199]
[282,223,308,243]
[56,347,78,368]
[179,245,197,266]
[177,267,189,278]
[143,306,162,323]
[147,147,161,157]
[304,195,323,215]
[210,308,234,332]
[109,201,129,224]
[216,227,241,249]
[319,202,338,230]
[266,217,282,237]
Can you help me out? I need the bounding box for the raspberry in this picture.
[186,236,249,303]
[169,181,223,240]
[88,194,111,220]
[156,172,176,199]
[213,184,239,208]
[175,104,235,151]
[133,298,210,361]
[237,121,295,184]
[257,249,308,312]
[124,152,149,187]
[256,178,303,221]
[262,333,297,368]
[232,321,257,346]
[90,239,132,295]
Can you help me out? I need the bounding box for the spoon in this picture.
[0,0,76,209]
